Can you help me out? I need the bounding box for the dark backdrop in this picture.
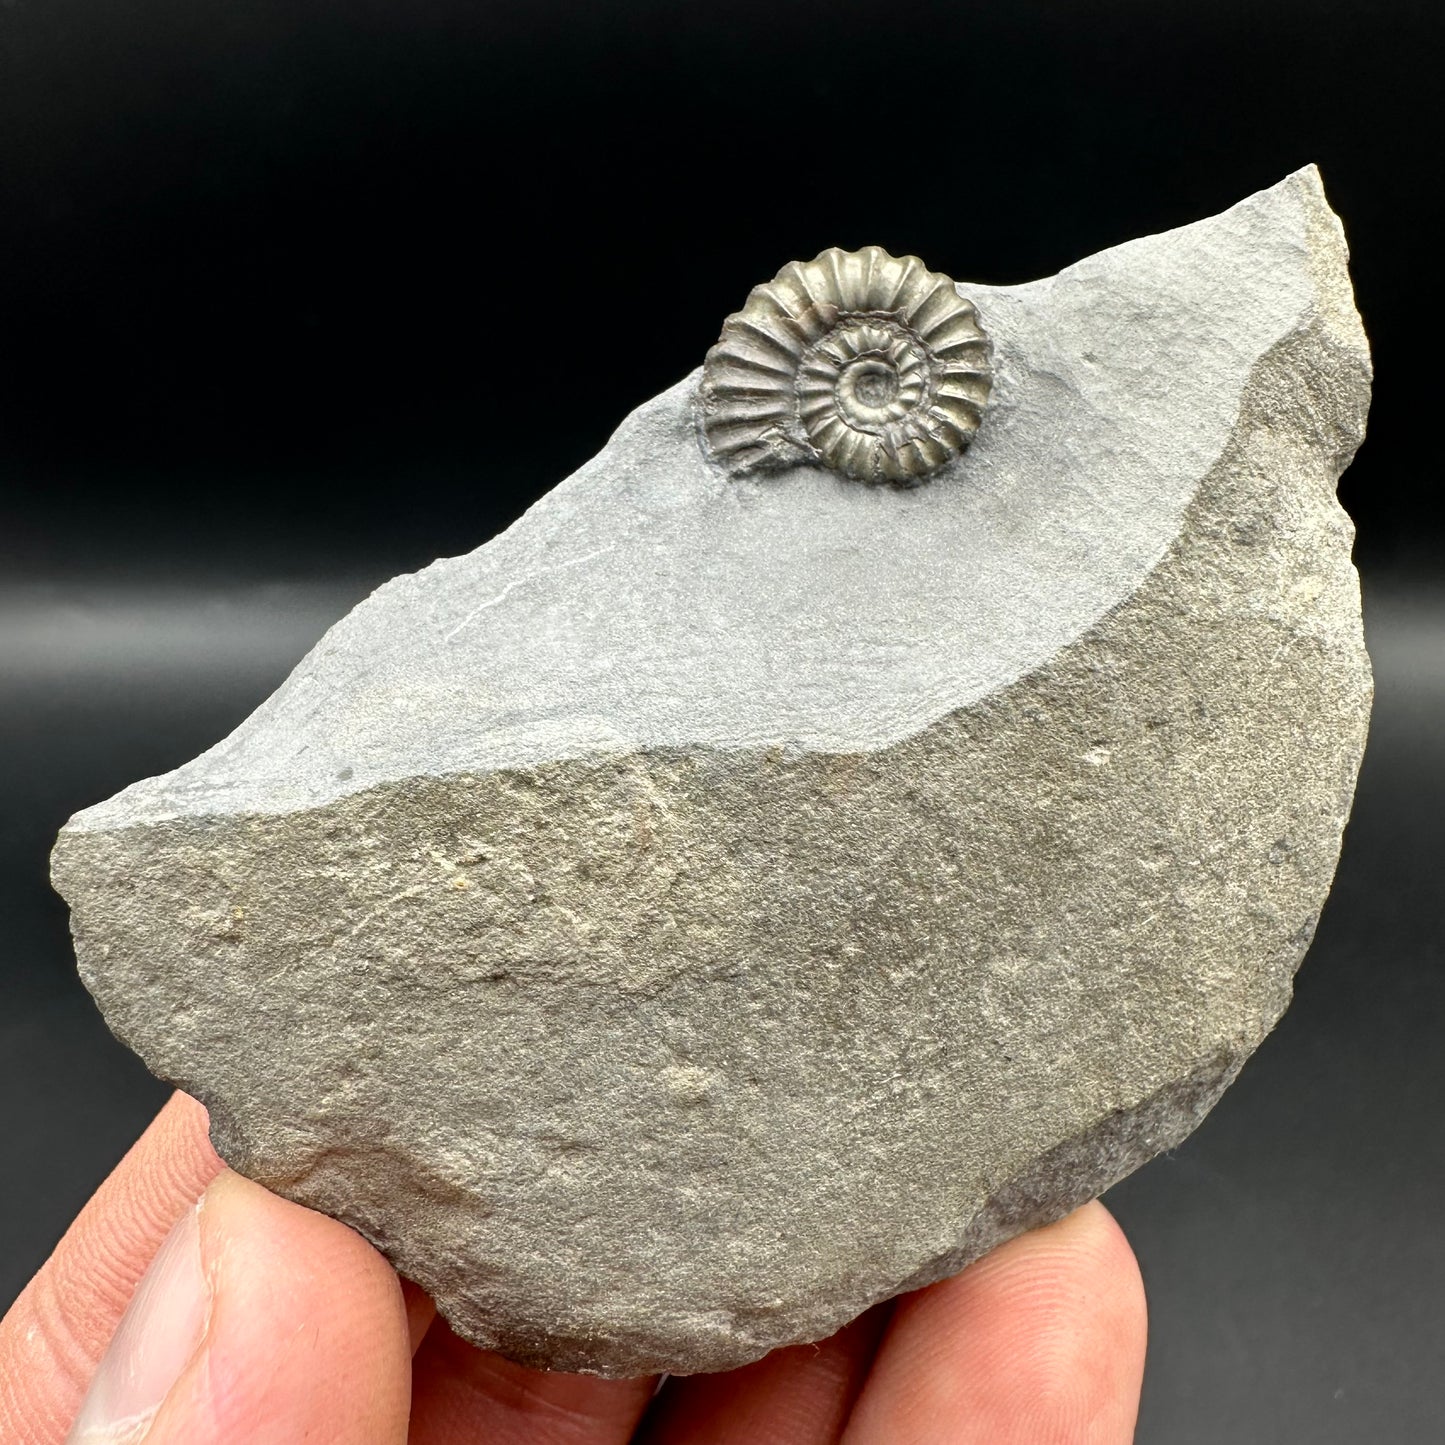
[2,3,1441,1441]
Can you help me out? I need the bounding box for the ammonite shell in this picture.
[700,246,992,485]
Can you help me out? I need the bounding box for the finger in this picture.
[635,1304,890,1445]
[407,1319,658,1445]
[841,1202,1147,1445]
[0,1091,223,1443]
[71,1168,413,1445]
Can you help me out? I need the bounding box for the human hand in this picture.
[2,1092,1146,1444]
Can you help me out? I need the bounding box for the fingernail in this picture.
[66,1202,209,1445]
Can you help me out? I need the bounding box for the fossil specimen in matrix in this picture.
[700,245,993,483]
[55,170,1371,1378]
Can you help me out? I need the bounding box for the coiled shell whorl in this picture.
[700,246,992,485]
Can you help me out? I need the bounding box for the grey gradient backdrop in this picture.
[2,1,1442,1440]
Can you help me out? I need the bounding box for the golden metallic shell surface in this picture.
[700,247,992,484]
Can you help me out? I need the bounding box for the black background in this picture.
[1,2,1441,1440]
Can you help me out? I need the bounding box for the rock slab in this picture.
[53,167,1372,1377]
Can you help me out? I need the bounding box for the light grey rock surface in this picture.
[53,166,1372,1377]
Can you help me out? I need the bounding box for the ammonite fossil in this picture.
[699,246,992,485]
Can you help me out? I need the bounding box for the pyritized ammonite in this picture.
[700,246,992,485]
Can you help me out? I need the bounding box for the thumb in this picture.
[66,1169,412,1445]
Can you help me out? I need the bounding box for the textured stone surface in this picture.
[53,166,1372,1378]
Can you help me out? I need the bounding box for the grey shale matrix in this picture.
[54,168,1372,1377]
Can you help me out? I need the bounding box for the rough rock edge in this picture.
[889,1046,1247,1299]
[53,172,1372,1378]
